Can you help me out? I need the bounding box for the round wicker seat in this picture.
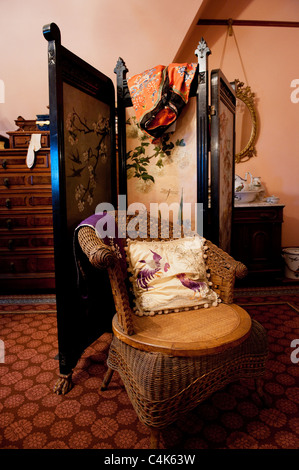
[112,303,252,356]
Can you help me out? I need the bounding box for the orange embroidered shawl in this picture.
[127,63,198,142]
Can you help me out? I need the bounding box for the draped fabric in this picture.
[127,63,198,142]
[73,213,127,299]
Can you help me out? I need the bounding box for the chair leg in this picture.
[100,367,114,391]
[150,427,160,449]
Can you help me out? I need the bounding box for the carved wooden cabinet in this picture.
[0,117,55,291]
[232,203,284,284]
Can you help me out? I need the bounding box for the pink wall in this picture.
[0,0,202,138]
[176,0,299,247]
[1,0,298,247]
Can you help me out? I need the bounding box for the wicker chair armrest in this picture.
[77,225,117,269]
[205,240,248,303]
[77,225,134,335]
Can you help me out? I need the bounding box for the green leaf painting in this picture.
[126,115,186,184]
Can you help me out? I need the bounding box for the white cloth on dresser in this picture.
[26,133,41,168]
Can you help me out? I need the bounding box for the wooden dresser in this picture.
[0,117,55,291]
[232,202,284,285]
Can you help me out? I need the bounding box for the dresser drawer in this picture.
[0,149,50,171]
[234,206,284,223]
[0,173,51,190]
[0,232,54,252]
[8,132,50,149]
[0,212,53,231]
[0,192,52,211]
[0,253,55,275]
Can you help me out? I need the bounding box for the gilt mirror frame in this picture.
[234,79,258,163]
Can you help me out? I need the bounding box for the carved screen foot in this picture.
[53,372,73,395]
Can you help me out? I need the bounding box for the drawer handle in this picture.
[10,262,15,273]
[4,178,9,187]
[5,199,11,209]
[8,239,14,250]
[1,159,7,169]
[6,219,12,230]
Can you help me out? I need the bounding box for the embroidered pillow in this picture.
[126,236,219,316]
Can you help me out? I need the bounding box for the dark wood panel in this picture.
[0,213,53,231]
[0,276,55,290]
[0,174,52,189]
[0,149,50,171]
[0,253,55,274]
[0,232,54,252]
[7,131,50,149]
[232,205,284,284]
[0,193,52,210]
[233,206,283,223]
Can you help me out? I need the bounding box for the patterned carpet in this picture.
[0,287,298,450]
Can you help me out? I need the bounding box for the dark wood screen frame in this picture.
[43,23,116,377]
[210,69,236,253]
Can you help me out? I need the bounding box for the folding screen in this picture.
[210,70,236,253]
[43,23,116,385]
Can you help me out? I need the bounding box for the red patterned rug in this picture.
[0,287,298,451]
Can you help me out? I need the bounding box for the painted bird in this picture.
[137,250,170,290]
[176,273,206,298]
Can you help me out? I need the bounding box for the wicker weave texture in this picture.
[77,213,248,332]
[107,320,268,428]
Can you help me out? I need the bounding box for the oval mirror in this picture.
[234,79,258,163]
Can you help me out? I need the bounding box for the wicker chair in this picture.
[77,213,268,449]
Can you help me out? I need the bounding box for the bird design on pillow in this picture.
[176,273,206,298]
[137,250,170,290]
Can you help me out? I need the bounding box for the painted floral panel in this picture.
[126,97,197,230]
[63,83,112,228]
[219,101,234,253]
